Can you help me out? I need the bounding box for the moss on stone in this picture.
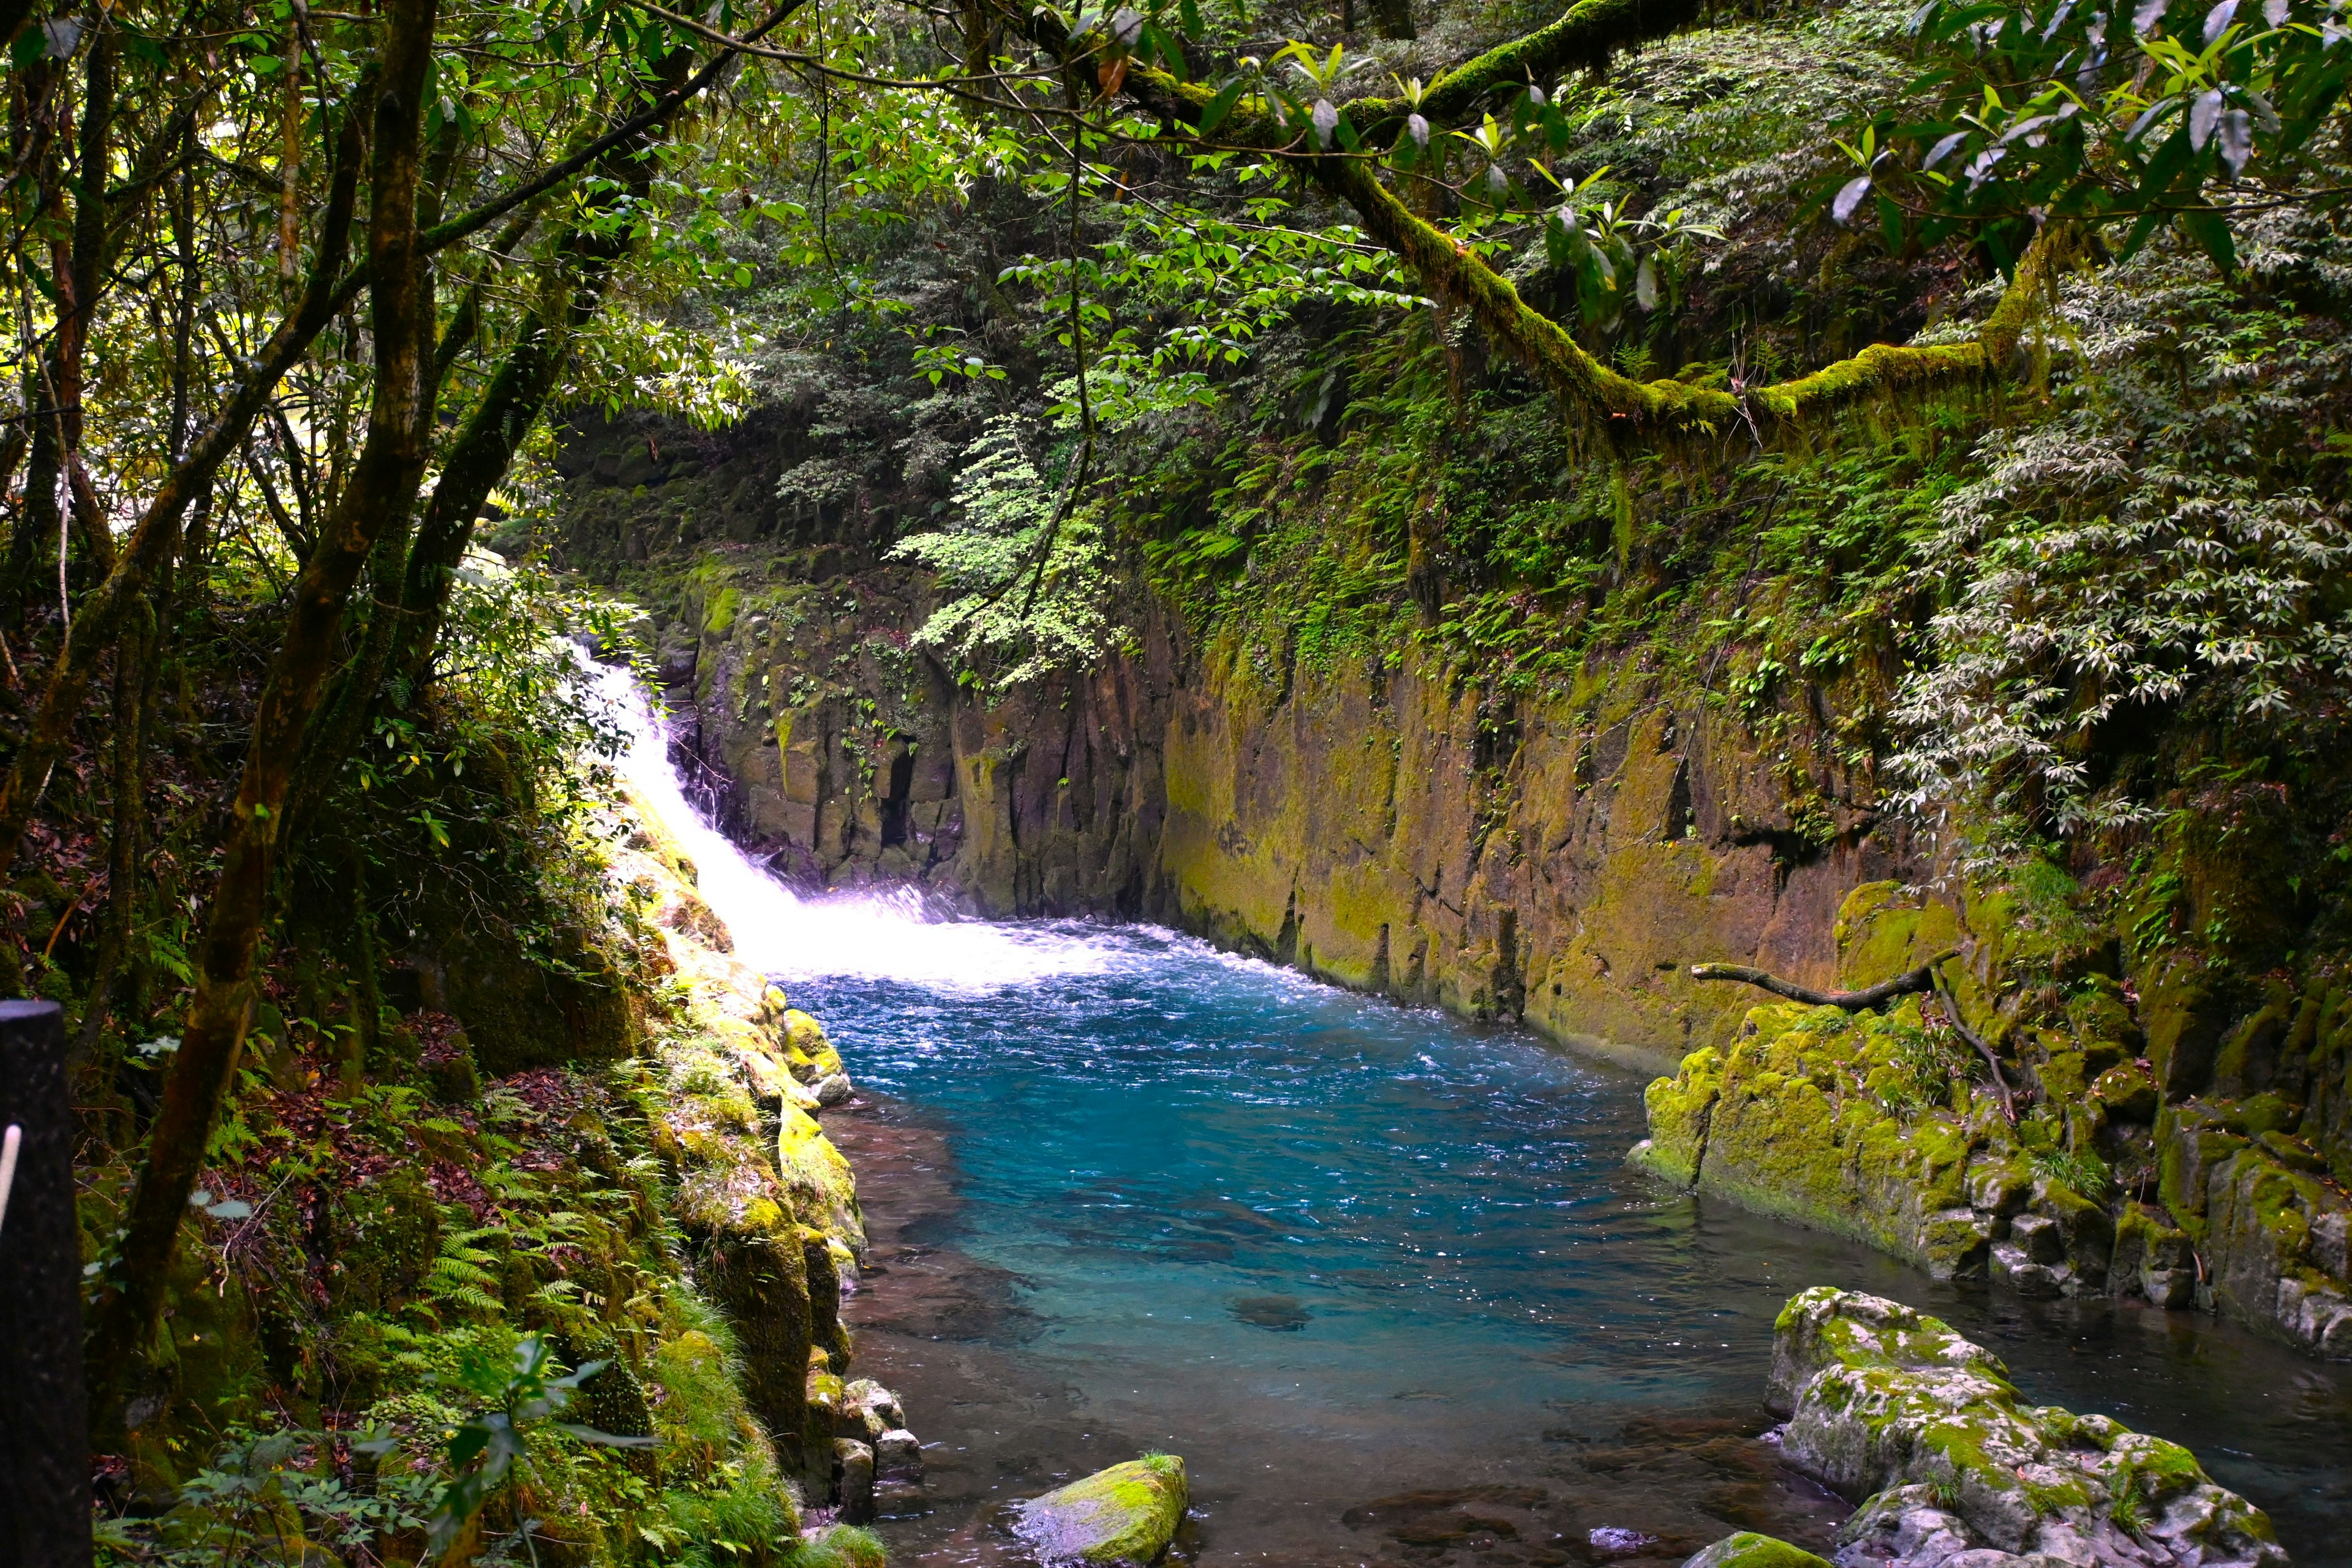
[328,1167,441,1314]
[2090,1061,2160,1124]
[1636,1046,1724,1184]
[1684,1533,1834,1568]
[788,1525,889,1568]
[1016,1455,1190,1567]
[1770,1287,2282,1565]
[1640,1003,1987,1271]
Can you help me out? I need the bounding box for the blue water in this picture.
[785,925,2352,1568]
[594,672,2352,1567]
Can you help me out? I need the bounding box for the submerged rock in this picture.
[1756,1287,2286,1568]
[1591,1526,1664,1556]
[1229,1294,1310,1330]
[1014,1455,1189,1566]
[875,1427,923,1475]
[875,1427,925,1517]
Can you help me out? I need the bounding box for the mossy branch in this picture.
[1689,949,1958,1010]
[1025,6,2067,447]
[1311,153,1743,438]
[1312,158,2062,443]
[1335,0,1706,143]
[1084,0,1706,150]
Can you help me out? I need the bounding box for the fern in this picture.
[424,1224,507,1317]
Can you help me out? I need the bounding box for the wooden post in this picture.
[0,998,92,1568]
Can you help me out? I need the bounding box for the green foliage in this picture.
[1879,1022,1972,1115]
[2030,1144,2116,1203]
[1889,228,2352,842]
[94,1430,437,1567]
[419,1334,655,1560]
[644,1469,807,1566]
[1831,0,2352,269]
[892,417,1125,688]
[786,1526,890,1568]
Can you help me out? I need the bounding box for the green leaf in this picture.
[1196,77,1246,132]
[2177,204,2237,268]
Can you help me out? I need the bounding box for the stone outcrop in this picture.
[1687,1536,1833,1568]
[1632,998,1991,1279]
[612,777,921,1513]
[1014,1455,1191,1566]
[1633,881,2352,1359]
[1682,1289,2287,1568]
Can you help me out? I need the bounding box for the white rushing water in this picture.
[587,661,1114,990]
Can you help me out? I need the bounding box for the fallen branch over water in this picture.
[1687,951,1958,1010]
[1689,949,2018,1121]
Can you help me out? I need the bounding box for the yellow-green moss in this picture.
[1017,1455,1190,1566]
[1686,1533,1834,1568]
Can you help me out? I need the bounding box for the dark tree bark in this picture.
[288,57,690,840]
[9,57,66,627]
[0,1001,91,1568]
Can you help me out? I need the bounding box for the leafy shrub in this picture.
[1890,225,2352,844]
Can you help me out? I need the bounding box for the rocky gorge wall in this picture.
[658,567,1898,1072]
[556,413,1896,1073]
[545,414,2352,1366]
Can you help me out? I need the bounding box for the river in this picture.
[595,666,2352,1568]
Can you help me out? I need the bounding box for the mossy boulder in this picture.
[328,1168,441,1314]
[1768,1287,2286,1567]
[790,1525,889,1568]
[779,1104,865,1251]
[1635,1005,1984,1274]
[1681,1533,1831,1568]
[1015,1455,1189,1566]
[782,1008,848,1084]
[1633,1046,1724,1185]
[2091,1060,2161,1123]
[2113,1204,2199,1308]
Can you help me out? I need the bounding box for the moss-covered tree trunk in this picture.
[83,0,442,1422]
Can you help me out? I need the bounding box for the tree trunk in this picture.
[82,0,439,1423]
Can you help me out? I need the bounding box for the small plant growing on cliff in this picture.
[421,1333,655,1560]
[2111,1476,2152,1536]
[892,417,1123,690]
[1887,1023,1968,1114]
[2027,1146,2114,1205]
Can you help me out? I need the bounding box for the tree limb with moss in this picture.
[990,0,2067,445]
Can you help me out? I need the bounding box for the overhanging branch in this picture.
[998,1,2064,445]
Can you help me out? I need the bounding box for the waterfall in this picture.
[586,662,1110,990]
